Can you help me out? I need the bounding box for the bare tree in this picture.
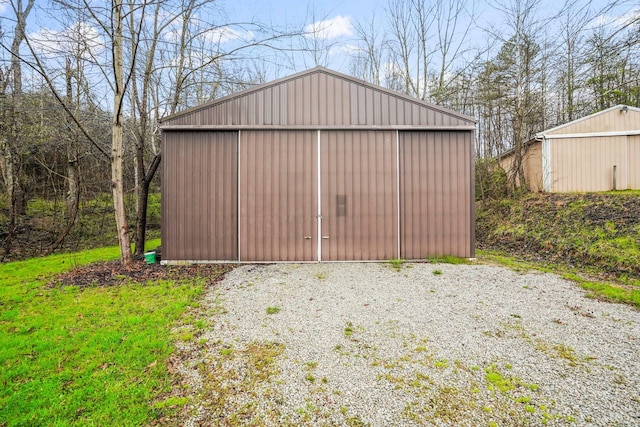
[126,0,177,256]
[298,8,341,68]
[0,0,35,258]
[554,1,594,122]
[387,0,418,96]
[430,0,475,104]
[109,0,135,263]
[485,0,547,189]
[350,14,387,85]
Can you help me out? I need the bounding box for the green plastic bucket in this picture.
[144,251,156,264]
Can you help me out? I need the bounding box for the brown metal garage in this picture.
[160,67,476,263]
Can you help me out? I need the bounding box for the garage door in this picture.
[240,131,318,261]
[399,131,473,258]
[321,131,398,260]
[162,131,238,261]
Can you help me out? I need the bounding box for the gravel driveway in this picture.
[169,262,640,426]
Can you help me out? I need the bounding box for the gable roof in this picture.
[540,104,640,137]
[500,104,640,159]
[160,66,476,129]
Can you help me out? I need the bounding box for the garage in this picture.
[160,67,475,263]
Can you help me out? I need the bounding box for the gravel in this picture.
[171,262,640,426]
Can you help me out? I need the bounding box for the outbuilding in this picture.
[160,67,476,263]
[500,105,640,193]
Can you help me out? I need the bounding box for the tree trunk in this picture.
[112,0,132,264]
[1,138,16,258]
[65,58,79,219]
[2,0,36,258]
[112,122,131,264]
[66,159,79,218]
[134,176,149,256]
[134,153,161,256]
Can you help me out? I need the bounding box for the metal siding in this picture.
[253,90,262,125]
[380,93,390,126]
[551,136,628,192]
[524,142,544,192]
[318,72,327,125]
[468,132,476,257]
[160,68,477,262]
[400,131,473,258]
[162,69,474,128]
[240,131,317,261]
[394,97,404,125]
[332,76,342,125]
[629,135,640,189]
[499,141,545,192]
[277,83,285,125]
[321,131,398,260]
[373,90,381,124]
[349,83,358,125]
[162,131,238,261]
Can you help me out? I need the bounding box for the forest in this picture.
[0,0,639,261]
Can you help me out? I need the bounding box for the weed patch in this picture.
[170,340,286,425]
[388,258,405,271]
[371,333,569,426]
[266,306,281,315]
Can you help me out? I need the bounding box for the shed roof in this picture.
[160,66,476,129]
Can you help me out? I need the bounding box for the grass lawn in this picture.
[0,240,217,426]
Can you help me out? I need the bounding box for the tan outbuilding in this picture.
[160,67,476,263]
[500,105,640,193]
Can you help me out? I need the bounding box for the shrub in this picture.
[475,158,509,200]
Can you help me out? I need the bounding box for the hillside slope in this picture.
[476,192,640,280]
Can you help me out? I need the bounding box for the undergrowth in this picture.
[0,193,161,261]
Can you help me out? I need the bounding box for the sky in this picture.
[2,0,637,62]
[0,0,637,105]
[221,0,638,73]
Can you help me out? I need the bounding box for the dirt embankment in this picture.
[476,193,640,278]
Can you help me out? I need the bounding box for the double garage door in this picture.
[163,130,473,262]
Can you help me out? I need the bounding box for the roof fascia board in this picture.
[160,124,477,131]
[539,129,640,139]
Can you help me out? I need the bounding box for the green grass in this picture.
[266,306,281,315]
[388,258,405,271]
[427,255,470,265]
[344,321,355,337]
[0,239,221,426]
[596,190,640,195]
